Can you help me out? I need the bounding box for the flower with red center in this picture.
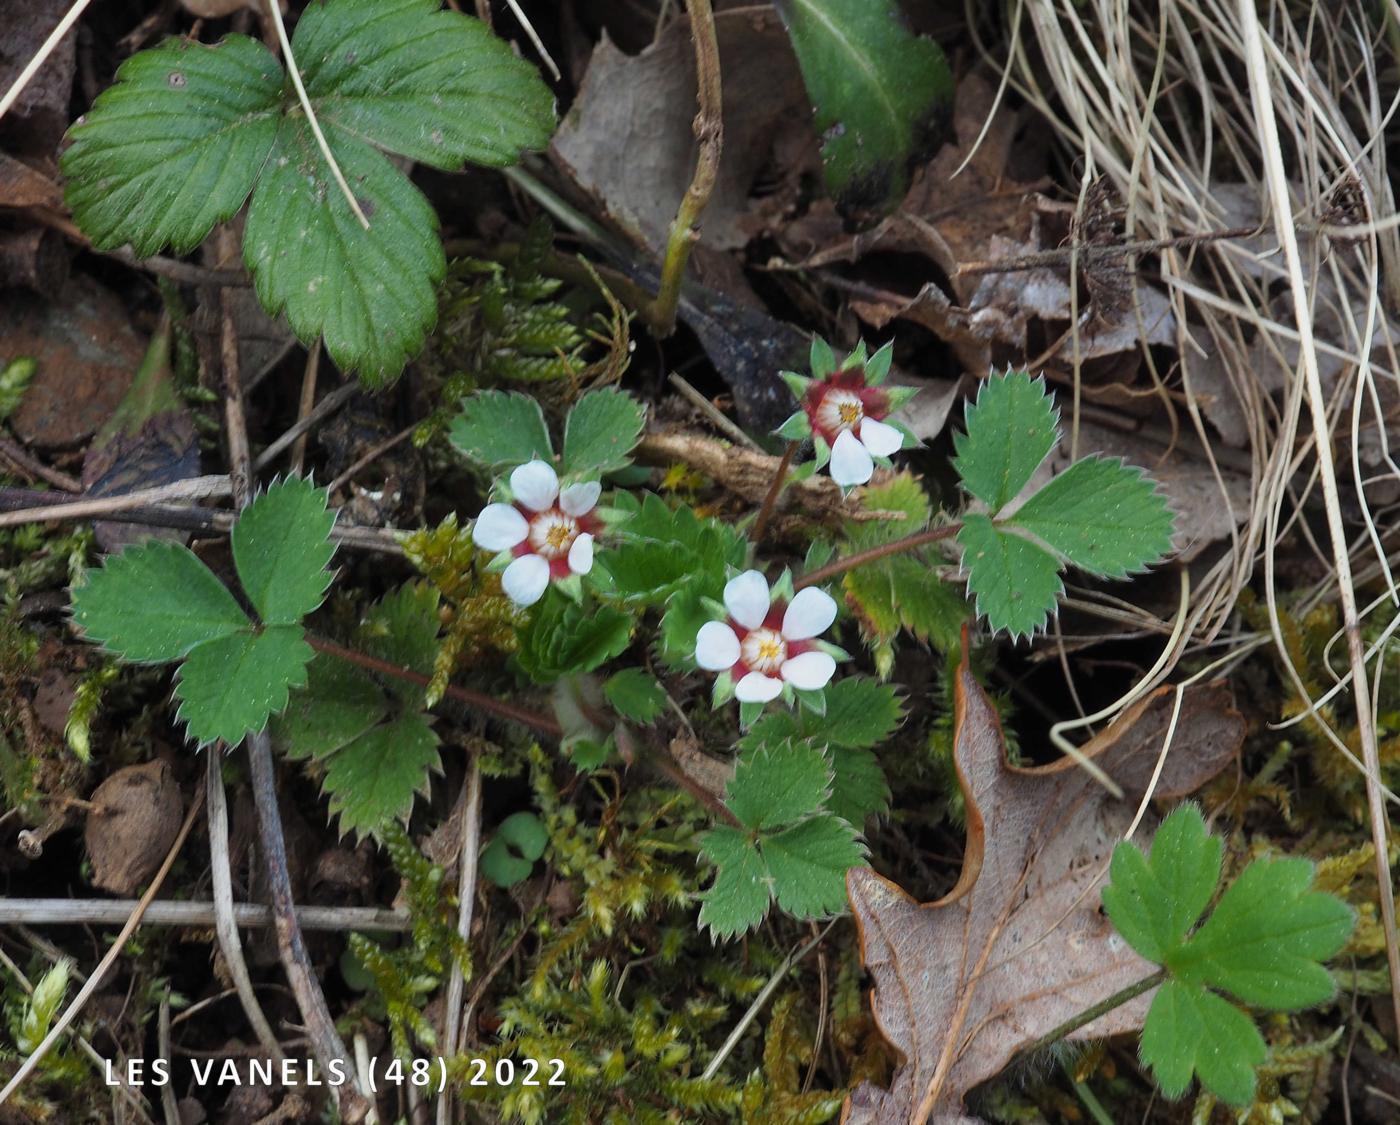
[776,338,918,489]
[694,569,844,708]
[471,460,601,607]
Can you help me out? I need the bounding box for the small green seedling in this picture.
[70,476,334,746]
[481,811,549,888]
[1102,805,1354,1106]
[61,0,555,385]
[953,371,1176,638]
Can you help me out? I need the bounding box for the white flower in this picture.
[695,570,839,704]
[471,461,601,607]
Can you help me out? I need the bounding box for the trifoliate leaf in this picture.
[1008,456,1175,578]
[953,371,1058,513]
[271,654,386,761]
[230,476,336,626]
[561,388,646,476]
[62,36,282,256]
[827,747,890,827]
[1168,857,1354,1010]
[72,541,248,663]
[244,117,446,388]
[174,624,313,746]
[321,712,441,839]
[725,742,833,832]
[448,390,554,470]
[763,815,865,919]
[774,0,951,214]
[357,581,440,706]
[699,826,771,940]
[597,496,745,608]
[957,514,1061,640]
[603,668,668,723]
[1141,979,1266,1105]
[739,676,902,752]
[292,0,556,169]
[515,594,632,683]
[481,811,548,887]
[1101,804,1222,965]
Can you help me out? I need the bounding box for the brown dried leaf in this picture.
[844,655,1244,1123]
[85,761,183,896]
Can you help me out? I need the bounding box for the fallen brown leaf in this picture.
[843,654,1244,1124]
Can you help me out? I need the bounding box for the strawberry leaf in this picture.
[321,712,441,839]
[449,390,555,470]
[953,371,1058,513]
[561,388,646,476]
[957,514,1061,640]
[725,741,833,832]
[231,476,336,626]
[698,826,770,940]
[1139,979,1265,1105]
[174,624,313,746]
[763,815,865,919]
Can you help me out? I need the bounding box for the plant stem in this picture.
[305,634,564,739]
[750,440,798,547]
[794,523,962,590]
[1014,968,1166,1062]
[649,0,722,337]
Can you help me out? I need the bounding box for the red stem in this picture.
[793,523,962,590]
[750,440,799,546]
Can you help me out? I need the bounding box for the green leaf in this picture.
[957,514,1061,640]
[763,815,865,919]
[481,811,549,887]
[231,476,336,625]
[885,555,967,651]
[1140,980,1265,1106]
[357,581,441,705]
[1008,456,1176,579]
[1102,804,1222,965]
[321,712,441,838]
[827,746,890,827]
[726,742,833,832]
[603,668,668,723]
[174,624,313,745]
[448,390,554,470]
[61,36,282,256]
[515,594,633,683]
[1169,858,1354,1010]
[72,541,249,663]
[774,0,952,214]
[244,116,446,387]
[293,0,555,169]
[271,653,386,761]
[953,371,1058,513]
[561,388,646,476]
[739,676,902,753]
[699,826,771,940]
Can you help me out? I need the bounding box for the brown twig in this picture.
[648,0,722,337]
[305,634,564,738]
[0,436,80,492]
[251,382,357,473]
[794,523,962,590]
[0,475,232,528]
[955,225,1261,276]
[0,898,412,931]
[325,421,417,496]
[288,339,321,475]
[750,440,798,546]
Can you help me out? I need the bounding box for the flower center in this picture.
[740,628,787,674]
[816,389,865,436]
[528,510,580,559]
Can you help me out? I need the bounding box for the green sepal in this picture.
[712,672,736,708]
[865,341,893,384]
[844,341,868,368]
[776,411,812,441]
[781,369,813,402]
[812,435,831,471]
[794,687,827,716]
[770,569,796,603]
[554,573,584,604]
[809,336,836,378]
[739,700,765,729]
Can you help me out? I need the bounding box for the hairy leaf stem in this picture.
[794,522,962,590]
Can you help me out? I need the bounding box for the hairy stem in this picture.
[648,0,722,337]
[1013,968,1166,1062]
[750,441,799,548]
[305,634,564,738]
[794,523,962,590]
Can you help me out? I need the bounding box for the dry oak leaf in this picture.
[843,657,1244,1124]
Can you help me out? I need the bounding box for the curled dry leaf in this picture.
[85,760,184,895]
[843,652,1244,1124]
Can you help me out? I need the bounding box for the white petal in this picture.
[780,651,836,691]
[723,570,771,630]
[558,480,602,517]
[734,671,783,703]
[829,429,874,487]
[510,460,559,512]
[567,532,594,575]
[695,621,741,671]
[472,504,529,551]
[782,587,838,641]
[859,417,904,457]
[501,554,551,607]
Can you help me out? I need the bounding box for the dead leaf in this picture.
[85,761,184,895]
[550,8,811,255]
[0,152,64,212]
[843,654,1244,1124]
